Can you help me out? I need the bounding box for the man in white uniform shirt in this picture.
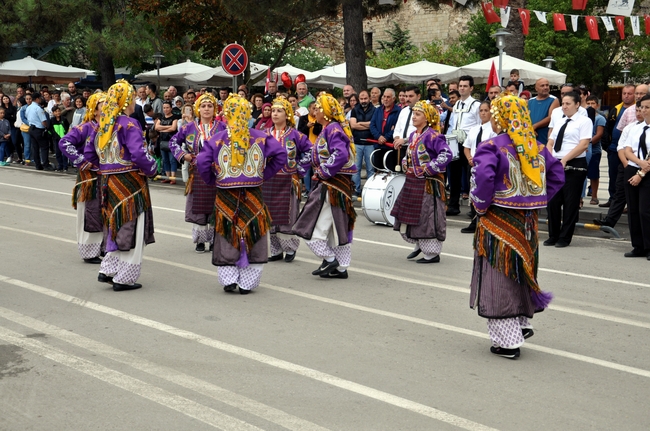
[446,75,481,216]
[621,94,650,259]
[392,85,420,148]
[545,91,592,248]
[461,100,496,233]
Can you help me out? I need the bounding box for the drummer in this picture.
[391,101,453,263]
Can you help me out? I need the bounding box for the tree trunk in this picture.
[505,0,525,60]
[342,0,367,92]
[90,0,115,90]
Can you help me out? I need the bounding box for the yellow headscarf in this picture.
[223,93,252,170]
[490,92,542,187]
[412,101,441,132]
[315,92,355,157]
[194,93,217,118]
[98,79,135,151]
[83,92,106,124]
[271,96,295,128]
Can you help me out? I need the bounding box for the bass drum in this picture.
[362,172,406,226]
[370,148,403,173]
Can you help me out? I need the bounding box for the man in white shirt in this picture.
[621,94,650,258]
[392,85,420,148]
[446,75,481,215]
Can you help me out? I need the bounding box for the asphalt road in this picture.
[0,166,648,431]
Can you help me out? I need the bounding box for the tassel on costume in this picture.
[236,238,249,268]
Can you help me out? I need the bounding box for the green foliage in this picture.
[459,12,500,60]
[251,36,332,72]
[421,40,480,67]
[377,21,417,53]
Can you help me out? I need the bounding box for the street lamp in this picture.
[491,29,511,87]
[622,69,630,83]
[152,51,164,88]
[543,56,556,69]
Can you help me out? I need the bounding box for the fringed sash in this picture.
[427,173,447,203]
[72,170,98,209]
[214,186,270,254]
[474,206,551,307]
[184,164,195,196]
[101,171,151,241]
[321,174,356,233]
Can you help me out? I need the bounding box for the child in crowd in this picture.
[49,105,70,172]
[509,69,525,96]
[0,108,11,166]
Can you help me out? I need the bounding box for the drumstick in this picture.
[395,147,401,172]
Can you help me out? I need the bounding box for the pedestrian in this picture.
[25,93,53,171]
[469,93,565,359]
[49,105,70,171]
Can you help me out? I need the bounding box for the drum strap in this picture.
[402,109,413,139]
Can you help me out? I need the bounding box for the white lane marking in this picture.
[0,200,75,217]
[0,275,499,431]
[0,325,265,431]
[0,182,70,195]
[0,225,77,244]
[0,183,643,288]
[0,307,330,431]
[1,224,649,330]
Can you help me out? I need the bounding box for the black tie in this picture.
[639,125,649,160]
[476,127,483,144]
[461,102,465,110]
[554,119,571,153]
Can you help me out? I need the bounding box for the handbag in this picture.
[20,123,30,133]
[160,140,170,151]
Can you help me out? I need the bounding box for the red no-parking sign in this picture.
[221,43,248,76]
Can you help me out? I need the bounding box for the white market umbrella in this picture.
[459,54,567,86]
[385,60,461,84]
[135,59,213,85]
[0,56,91,84]
[310,62,396,87]
[185,62,268,86]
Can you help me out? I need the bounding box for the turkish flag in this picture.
[493,0,509,7]
[519,9,531,35]
[585,16,600,40]
[572,0,587,10]
[487,61,500,90]
[645,15,650,36]
[553,13,567,31]
[615,16,626,40]
[481,2,501,25]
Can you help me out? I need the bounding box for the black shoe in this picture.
[592,218,614,227]
[223,283,238,292]
[490,346,520,359]
[312,259,339,276]
[43,165,55,171]
[416,255,440,263]
[460,223,476,234]
[268,253,284,261]
[84,257,102,264]
[446,207,461,216]
[113,282,142,292]
[522,328,534,339]
[598,200,611,208]
[195,243,206,253]
[624,249,646,258]
[284,252,296,262]
[543,238,557,246]
[555,240,570,248]
[320,269,349,279]
[97,273,113,284]
[239,287,251,295]
[407,249,421,259]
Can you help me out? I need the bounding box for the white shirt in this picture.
[548,113,592,159]
[617,121,642,152]
[393,106,415,141]
[463,122,497,157]
[548,105,588,130]
[622,121,650,168]
[448,96,481,132]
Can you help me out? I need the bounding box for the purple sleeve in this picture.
[197,134,220,186]
[59,124,87,167]
[120,118,157,176]
[169,123,189,162]
[470,141,498,214]
[295,130,313,178]
[83,128,100,169]
[541,145,565,201]
[316,124,350,180]
[423,132,453,176]
[262,133,288,181]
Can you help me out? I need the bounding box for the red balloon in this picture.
[295,74,306,84]
[281,72,293,90]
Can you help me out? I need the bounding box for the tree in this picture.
[250,36,332,72]
[459,12,500,60]
[377,22,417,53]
[343,0,368,94]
